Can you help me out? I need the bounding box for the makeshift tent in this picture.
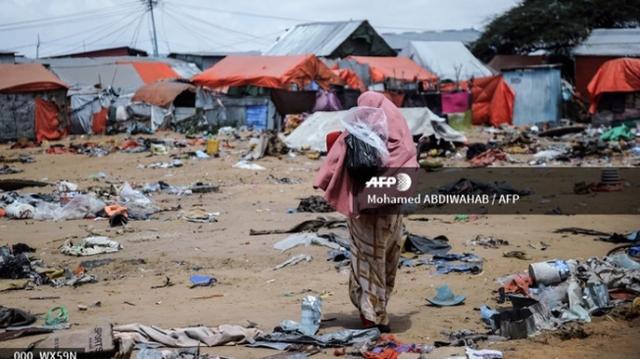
[68,87,115,135]
[471,75,515,127]
[348,56,438,84]
[0,64,68,142]
[132,81,195,108]
[0,63,68,92]
[284,107,465,152]
[587,58,640,113]
[401,41,493,81]
[264,20,395,58]
[192,55,342,90]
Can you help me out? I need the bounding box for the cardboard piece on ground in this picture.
[33,324,115,354]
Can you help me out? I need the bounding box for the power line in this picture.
[130,10,148,48]
[161,7,239,50]
[163,0,310,22]
[43,10,146,57]
[5,5,147,51]
[165,1,434,32]
[0,2,144,31]
[164,3,274,44]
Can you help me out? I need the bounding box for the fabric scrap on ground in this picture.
[255,328,380,348]
[250,217,346,235]
[114,323,262,351]
[61,236,122,256]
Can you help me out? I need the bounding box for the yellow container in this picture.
[206,138,220,156]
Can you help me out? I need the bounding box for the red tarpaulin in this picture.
[348,56,438,83]
[117,61,179,85]
[471,75,515,127]
[441,75,514,126]
[34,98,65,143]
[332,68,366,92]
[587,57,640,113]
[192,55,343,90]
[0,64,68,93]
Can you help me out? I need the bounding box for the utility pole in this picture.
[147,0,159,57]
[36,33,40,59]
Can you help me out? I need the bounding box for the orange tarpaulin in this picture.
[587,57,640,113]
[34,98,65,143]
[348,56,438,83]
[0,64,68,93]
[471,75,515,127]
[117,61,179,85]
[192,55,343,90]
[132,81,195,108]
[92,107,108,134]
[440,75,514,127]
[331,68,366,92]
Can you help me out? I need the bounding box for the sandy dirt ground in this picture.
[1,131,638,358]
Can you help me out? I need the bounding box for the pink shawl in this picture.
[313,91,418,216]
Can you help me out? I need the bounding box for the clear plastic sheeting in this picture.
[341,106,389,161]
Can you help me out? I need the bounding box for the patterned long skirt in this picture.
[347,214,403,325]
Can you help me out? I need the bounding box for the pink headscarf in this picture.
[313,91,418,216]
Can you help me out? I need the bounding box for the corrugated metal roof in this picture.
[401,41,492,80]
[382,29,481,52]
[573,28,640,56]
[264,20,364,56]
[16,57,200,93]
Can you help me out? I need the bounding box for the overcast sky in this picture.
[0,0,518,58]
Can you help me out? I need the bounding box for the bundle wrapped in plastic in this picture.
[340,107,389,184]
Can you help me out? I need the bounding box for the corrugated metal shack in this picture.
[503,65,562,125]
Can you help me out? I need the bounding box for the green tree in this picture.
[472,0,640,61]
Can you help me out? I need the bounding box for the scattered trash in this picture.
[44,306,69,326]
[296,195,334,213]
[274,233,344,252]
[61,236,122,256]
[279,295,322,336]
[233,160,265,171]
[274,254,312,271]
[503,251,530,260]
[0,165,23,175]
[151,276,174,289]
[467,235,509,248]
[250,217,346,235]
[114,323,261,350]
[190,182,219,194]
[182,208,219,223]
[403,233,451,255]
[189,274,217,288]
[56,180,79,192]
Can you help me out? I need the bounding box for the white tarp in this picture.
[401,41,493,81]
[285,107,466,152]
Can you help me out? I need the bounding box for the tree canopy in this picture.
[472,0,640,61]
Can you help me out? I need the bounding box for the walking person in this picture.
[314,91,418,332]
